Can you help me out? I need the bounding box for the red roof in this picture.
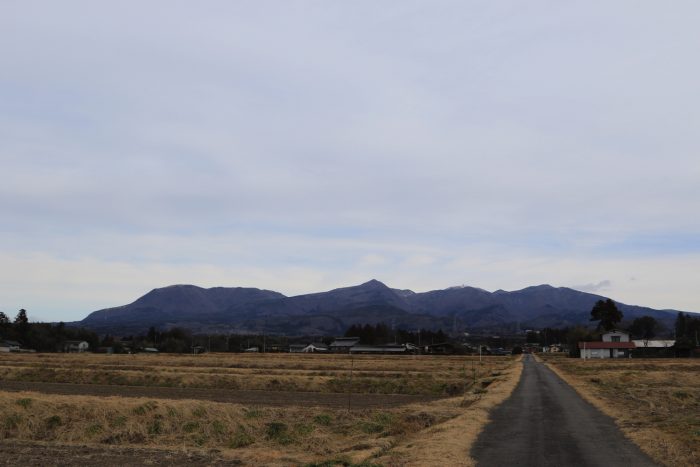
[578,342,636,349]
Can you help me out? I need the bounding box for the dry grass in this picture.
[541,356,700,467]
[0,353,522,465]
[0,353,507,396]
[372,355,524,467]
[0,390,445,465]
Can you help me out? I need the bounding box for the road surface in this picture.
[471,354,658,467]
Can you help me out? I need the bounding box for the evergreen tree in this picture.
[14,309,29,338]
[590,299,623,331]
[675,312,687,339]
[629,316,658,341]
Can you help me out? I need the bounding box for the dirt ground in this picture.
[0,380,436,409]
[0,353,520,465]
[0,440,236,466]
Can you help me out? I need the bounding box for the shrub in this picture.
[313,414,332,426]
[133,401,158,415]
[4,413,22,430]
[266,422,293,445]
[86,423,103,436]
[182,421,199,433]
[147,420,162,435]
[16,398,32,409]
[45,415,62,429]
[244,409,263,419]
[229,425,254,448]
[210,420,226,436]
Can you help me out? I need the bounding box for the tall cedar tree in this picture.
[629,316,658,340]
[589,299,623,331]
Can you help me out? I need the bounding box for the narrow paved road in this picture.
[472,354,658,467]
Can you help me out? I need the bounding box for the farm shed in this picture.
[0,340,21,352]
[349,344,409,354]
[329,337,360,353]
[632,339,675,348]
[426,342,456,354]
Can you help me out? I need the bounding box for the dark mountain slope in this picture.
[81,285,284,332]
[78,280,687,335]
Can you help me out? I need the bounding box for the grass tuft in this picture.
[16,398,32,409]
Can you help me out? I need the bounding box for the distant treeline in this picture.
[4,308,698,355]
[0,309,100,352]
[675,312,700,349]
[343,323,448,345]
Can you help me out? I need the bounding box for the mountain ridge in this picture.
[78,280,686,335]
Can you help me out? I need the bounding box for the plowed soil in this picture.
[0,441,235,466]
[0,380,436,408]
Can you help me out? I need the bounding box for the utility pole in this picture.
[347,356,354,411]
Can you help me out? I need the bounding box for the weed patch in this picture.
[229,425,254,448]
[45,415,62,429]
[266,421,294,445]
[16,398,32,409]
[314,414,332,426]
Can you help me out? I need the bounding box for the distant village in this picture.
[2,304,699,358]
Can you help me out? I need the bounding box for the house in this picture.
[289,344,307,353]
[302,343,329,353]
[329,337,360,353]
[0,340,21,352]
[579,330,635,359]
[63,340,89,353]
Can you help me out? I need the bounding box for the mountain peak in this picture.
[360,279,388,288]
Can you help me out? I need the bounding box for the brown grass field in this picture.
[540,355,700,467]
[0,353,522,466]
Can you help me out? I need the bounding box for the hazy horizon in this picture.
[2,1,699,322]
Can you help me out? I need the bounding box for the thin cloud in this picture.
[571,280,612,294]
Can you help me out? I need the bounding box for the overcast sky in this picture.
[1,1,699,322]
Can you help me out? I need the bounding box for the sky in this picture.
[1,1,699,322]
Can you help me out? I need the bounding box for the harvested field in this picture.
[0,380,435,408]
[0,353,521,465]
[0,440,234,466]
[541,355,700,467]
[0,353,499,396]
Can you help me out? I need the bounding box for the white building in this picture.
[0,340,21,352]
[302,343,329,353]
[63,340,89,353]
[632,339,675,348]
[579,330,636,359]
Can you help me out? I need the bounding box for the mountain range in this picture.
[77,280,684,336]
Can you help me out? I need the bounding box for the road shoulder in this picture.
[373,355,524,466]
